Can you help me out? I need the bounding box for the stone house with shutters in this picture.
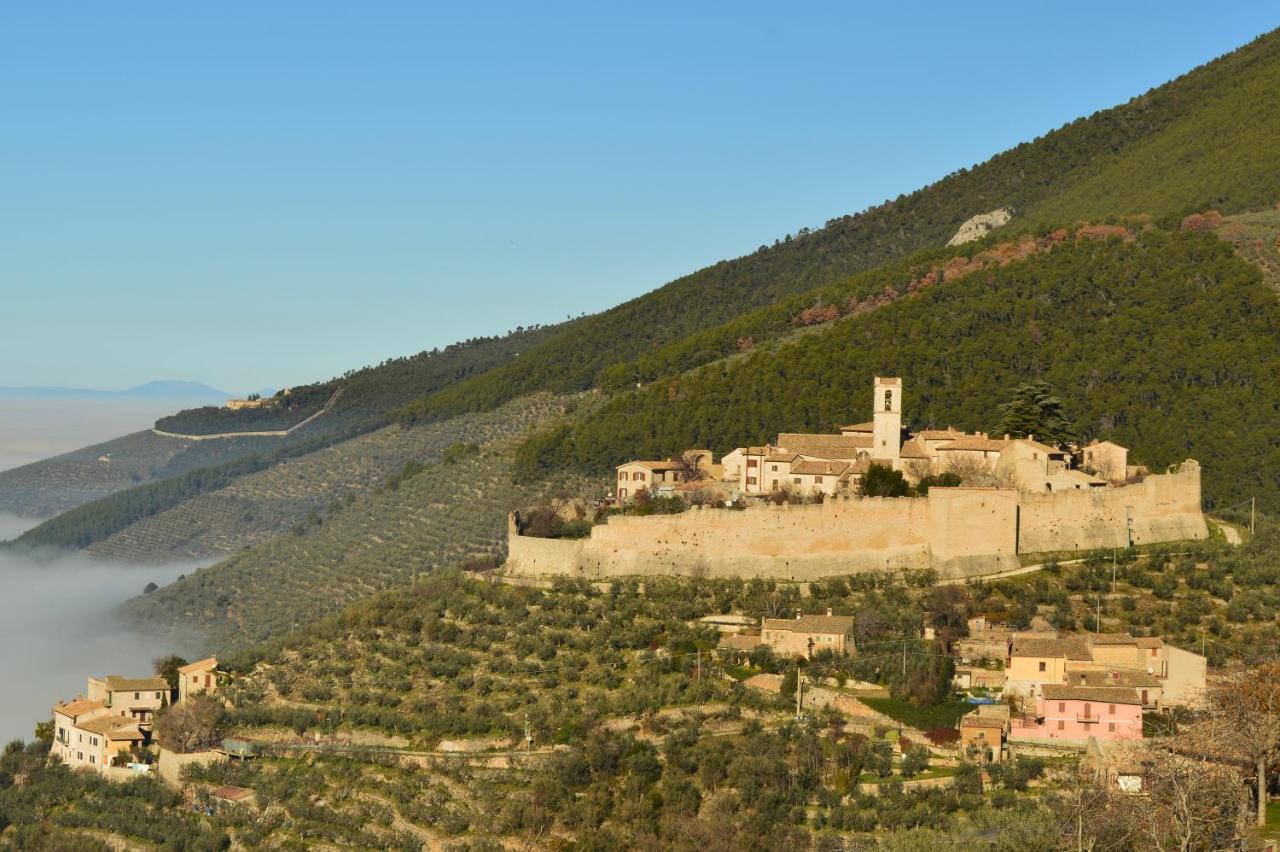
[759,610,855,658]
[88,675,170,724]
[178,656,219,703]
[1014,684,1143,743]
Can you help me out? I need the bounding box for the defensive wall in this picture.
[504,461,1207,582]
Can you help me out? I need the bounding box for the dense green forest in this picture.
[394,28,1280,425]
[516,229,1280,509]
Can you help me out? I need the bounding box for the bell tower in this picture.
[871,376,902,461]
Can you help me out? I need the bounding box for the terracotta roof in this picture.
[78,716,144,738]
[177,656,217,675]
[1011,635,1092,661]
[961,714,1007,729]
[103,676,170,692]
[837,421,875,433]
[1041,685,1141,704]
[939,436,1009,453]
[1068,670,1162,689]
[1134,637,1164,649]
[776,434,873,458]
[1086,440,1127,451]
[619,460,684,472]
[762,614,855,635]
[899,439,930,460]
[764,453,800,463]
[916,428,966,440]
[875,376,902,386]
[790,459,851,476]
[1089,634,1138,646]
[54,699,106,719]
[1002,437,1067,456]
[740,446,771,455]
[717,633,763,652]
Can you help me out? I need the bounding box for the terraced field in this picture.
[87,394,573,563]
[0,429,279,518]
[120,401,602,651]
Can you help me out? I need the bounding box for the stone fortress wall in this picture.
[504,462,1207,582]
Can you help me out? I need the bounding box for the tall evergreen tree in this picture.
[994,381,1075,447]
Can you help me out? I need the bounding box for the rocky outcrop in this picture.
[946,208,1012,246]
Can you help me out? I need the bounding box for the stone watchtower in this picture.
[871,376,902,462]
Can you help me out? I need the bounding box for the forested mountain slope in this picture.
[519,228,1280,510]
[395,28,1280,425]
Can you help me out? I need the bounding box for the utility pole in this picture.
[1252,497,1256,537]
[795,669,803,720]
[1095,595,1101,634]
[1201,627,1206,657]
[695,650,701,683]
[902,640,907,678]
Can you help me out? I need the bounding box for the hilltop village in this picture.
[507,377,1208,581]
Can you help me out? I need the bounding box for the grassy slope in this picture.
[396,28,1280,424]
[85,394,571,563]
[525,228,1280,509]
[120,420,601,652]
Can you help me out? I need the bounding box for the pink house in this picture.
[1012,685,1143,743]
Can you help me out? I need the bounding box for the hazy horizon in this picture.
[0,398,194,475]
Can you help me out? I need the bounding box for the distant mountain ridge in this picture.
[0,380,232,402]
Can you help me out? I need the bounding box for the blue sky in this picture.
[1,4,1275,393]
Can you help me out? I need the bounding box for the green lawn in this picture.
[860,696,971,731]
[1263,801,1280,838]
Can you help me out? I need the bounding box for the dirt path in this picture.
[151,389,343,440]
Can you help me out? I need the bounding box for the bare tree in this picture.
[677,451,709,483]
[1207,661,1280,826]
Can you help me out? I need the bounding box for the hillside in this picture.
[518,226,1280,510]
[8,521,1273,849]
[394,28,1280,426]
[0,324,567,521]
[84,394,571,563]
[119,406,601,651]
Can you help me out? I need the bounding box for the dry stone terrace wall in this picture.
[506,464,1207,581]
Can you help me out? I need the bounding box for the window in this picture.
[771,465,778,472]
[1038,661,1046,672]
[747,459,758,468]
[1108,723,1116,733]
[91,737,98,746]
[746,477,756,485]
[1056,720,1064,731]
[635,472,645,481]
[884,390,892,411]
[134,692,140,700]
[90,755,95,764]
[1108,704,1116,714]
[1082,703,1091,719]
[793,477,801,485]
[1058,702,1065,713]
[77,751,83,760]
[156,691,162,699]
[618,488,627,498]
[815,476,823,484]
[618,471,627,480]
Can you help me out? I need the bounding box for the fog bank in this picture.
[0,545,208,743]
[0,398,187,472]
